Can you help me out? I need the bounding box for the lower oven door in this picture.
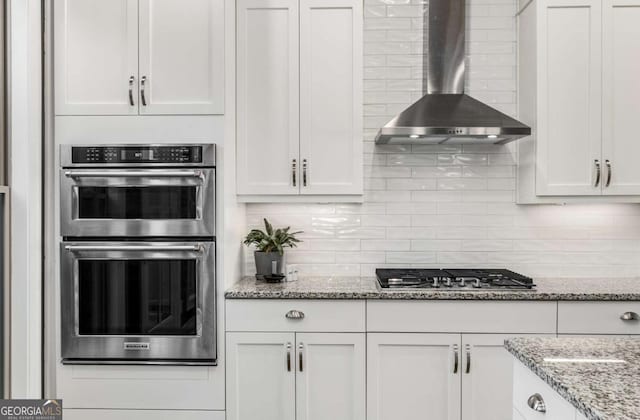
[61,241,216,365]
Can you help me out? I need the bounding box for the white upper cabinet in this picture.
[236,0,363,198]
[298,0,363,195]
[601,0,640,195]
[54,0,223,116]
[236,0,300,195]
[535,0,602,196]
[138,0,224,114]
[517,0,640,202]
[55,0,139,115]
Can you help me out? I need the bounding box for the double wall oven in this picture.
[60,144,216,365]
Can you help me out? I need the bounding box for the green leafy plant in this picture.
[243,218,303,255]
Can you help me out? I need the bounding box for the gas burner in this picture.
[376,268,535,291]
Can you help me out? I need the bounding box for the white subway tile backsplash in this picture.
[243,0,640,278]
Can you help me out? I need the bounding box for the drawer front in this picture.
[367,301,557,333]
[226,300,366,332]
[513,361,576,420]
[558,302,640,335]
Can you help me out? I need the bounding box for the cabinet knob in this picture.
[620,311,639,321]
[285,310,305,320]
[527,393,547,413]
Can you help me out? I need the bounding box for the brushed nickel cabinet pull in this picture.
[298,343,304,372]
[141,76,148,106]
[527,394,547,413]
[606,160,612,187]
[453,344,459,374]
[285,310,305,320]
[465,344,471,374]
[594,159,601,187]
[286,342,292,372]
[292,159,297,187]
[620,311,639,321]
[128,76,135,106]
[302,159,308,187]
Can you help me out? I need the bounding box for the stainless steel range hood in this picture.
[375,0,531,145]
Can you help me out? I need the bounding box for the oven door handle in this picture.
[64,244,205,253]
[64,170,204,178]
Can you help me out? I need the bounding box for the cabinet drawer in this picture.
[558,302,640,335]
[513,361,576,420]
[367,301,556,333]
[226,299,365,332]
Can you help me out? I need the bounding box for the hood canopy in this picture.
[374,0,531,145]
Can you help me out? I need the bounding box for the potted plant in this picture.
[243,218,303,280]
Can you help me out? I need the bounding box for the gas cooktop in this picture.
[376,269,535,291]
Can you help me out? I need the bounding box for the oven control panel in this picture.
[71,146,203,164]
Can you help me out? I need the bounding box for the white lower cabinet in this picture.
[513,360,579,420]
[367,333,461,420]
[226,332,365,420]
[63,409,225,420]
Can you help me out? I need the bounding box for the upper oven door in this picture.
[60,168,215,237]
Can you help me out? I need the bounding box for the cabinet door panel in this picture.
[602,0,640,195]
[236,0,300,195]
[367,333,461,420]
[536,0,602,195]
[226,332,296,420]
[138,0,224,114]
[296,333,365,420]
[461,334,550,420]
[54,0,138,115]
[299,0,363,195]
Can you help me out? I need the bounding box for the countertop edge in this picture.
[504,341,604,420]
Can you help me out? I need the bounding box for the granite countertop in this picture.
[505,336,640,420]
[225,276,640,300]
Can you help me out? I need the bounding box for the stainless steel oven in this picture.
[60,144,217,365]
[60,144,215,238]
[60,241,216,364]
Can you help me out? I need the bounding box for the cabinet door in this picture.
[461,334,537,420]
[296,333,365,420]
[226,332,296,420]
[54,0,138,115]
[236,0,300,195]
[536,0,602,196]
[299,0,363,195]
[367,333,461,420]
[602,0,640,195]
[138,0,224,115]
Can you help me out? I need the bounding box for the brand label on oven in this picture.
[124,342,150,351]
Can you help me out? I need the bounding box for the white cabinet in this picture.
[54,0,138,115]
[236,0,300,195]
[601,0,640,195]
[226,332,365,420]
[55,0,223,116]
[226,333,296,420]
[296,333,366,420]
[138,0,224,114]
[367,333,461,420]
[236,0,362,198]
[64,409,225,420]
[517,0,640,202]
[461,334,520,420]
[512,360,579,420]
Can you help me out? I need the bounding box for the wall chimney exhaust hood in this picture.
[375,0,531,145]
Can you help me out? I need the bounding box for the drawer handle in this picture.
[620,312,639,321]
[527,393,547,413]
[285,310,305,320]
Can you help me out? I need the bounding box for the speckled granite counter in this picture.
[505,337,640,420]
[225,276,640,300]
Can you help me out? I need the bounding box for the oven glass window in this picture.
[77,259,198,335]
[77,186,197,219]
